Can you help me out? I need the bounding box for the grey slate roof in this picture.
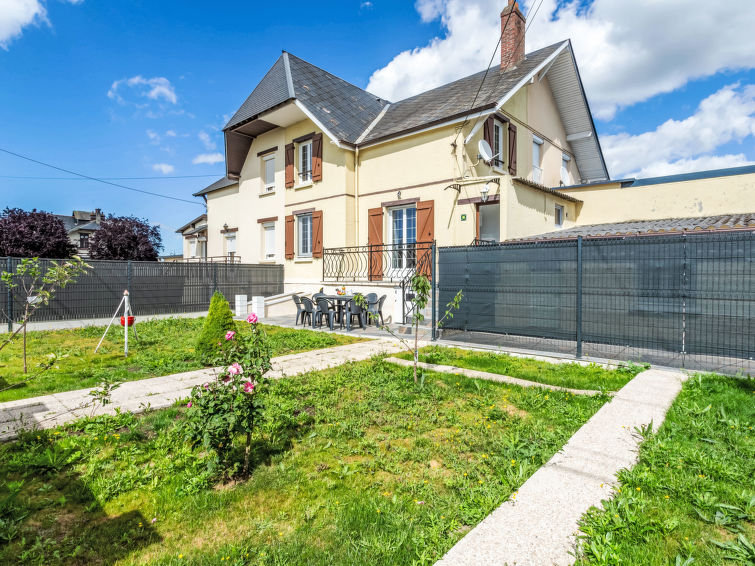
[193,177,238,197]
[53,215,100,234]
[518,213,755,241]
[175,213,207,234]
[224,52,388,144]
[362,43,563,144]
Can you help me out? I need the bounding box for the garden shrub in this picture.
[184,313,272,477]
[194,291,236,362]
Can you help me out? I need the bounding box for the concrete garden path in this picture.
[0,338,405,440]
[436,367,686,566]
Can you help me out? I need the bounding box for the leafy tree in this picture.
[0,208,77,259]
[194,291,237,362]
[89,215,162,261]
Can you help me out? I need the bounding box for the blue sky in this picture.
[1,0,754,253]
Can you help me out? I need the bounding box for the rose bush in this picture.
[183,314,272,476]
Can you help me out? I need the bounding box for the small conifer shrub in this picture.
[195,291,236,362]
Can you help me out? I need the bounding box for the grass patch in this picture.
[0,358,608,565]
[576,374,755,565]
[396,346,643,391]
[0,318,363,402]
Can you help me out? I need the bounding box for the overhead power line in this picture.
[0,174,222,180]
[0,147,205,207]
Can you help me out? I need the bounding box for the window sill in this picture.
[294,257,313,263]
[492,165,507,175]
[259,190,276,197]
[260,259,277,264]
[294,181,313,190]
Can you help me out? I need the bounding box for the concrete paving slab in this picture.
[435,368,686,566]
[385,357,605,395]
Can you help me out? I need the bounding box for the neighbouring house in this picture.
[54,208,103,257]
[193,0,755,320]
[175,213,211,260]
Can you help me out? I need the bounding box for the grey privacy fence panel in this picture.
[437,231,755,374]
[1,258,283,324]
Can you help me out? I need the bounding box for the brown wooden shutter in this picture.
[416,200,435,278]
[312,210,323,258]
[285,215,295,259]
[483,116,494,161]
[311,133,323,182]
[508,123,517,176]
[285,143,295,188]
[367,207,383,281]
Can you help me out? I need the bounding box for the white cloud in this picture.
[198,131,216,151]
[165,130,176,137]
[146,129,160,144]
[602,83,755,178]
[367,0,755,119]
[0,0,47,49]
[360,1,373,8]
[108,75,178,105]
[192,153,224,165]
[152,163,175,174]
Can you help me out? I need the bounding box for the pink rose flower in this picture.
[225,330,236,341]
[203,382,209,389]
[186,402,192,408]
[243,381,255,394]
[246,313,258,324]
[151,517,157,524]
[228,362,242,376]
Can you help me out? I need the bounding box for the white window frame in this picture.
[532,136,544,184]
[388,205,417,271]
[297,213,312,258]
[225,233,236,257]
[262,222,275,261]
[298,141,312,184]
[263,154,276,193]
[493,120,505,171]
[189,238,197,258]
[560,153,571,186]
[555,204,565,227]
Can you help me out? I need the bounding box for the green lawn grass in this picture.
[0,359,609,565]
[0,318,363,403]
[396,346,644,391]
[576,374,755,565]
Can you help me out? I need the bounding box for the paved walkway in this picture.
[385,357,605,396]
[435,368,686,566]
[0,338,404,440]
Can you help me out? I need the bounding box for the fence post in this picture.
[213,263,218,295]
[431,241,437,341]
[5,257,12,332]
[576,236,583,358]
[127,260,132,296]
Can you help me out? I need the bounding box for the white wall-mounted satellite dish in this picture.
[478,139,493,162]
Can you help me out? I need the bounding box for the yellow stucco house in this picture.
[183,0,755,320]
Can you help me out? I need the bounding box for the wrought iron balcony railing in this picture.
[323,241,433,283]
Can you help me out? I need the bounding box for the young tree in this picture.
[89,215,162,261]
[0,208,77,259]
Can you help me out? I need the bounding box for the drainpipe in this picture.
[354,146,360,246]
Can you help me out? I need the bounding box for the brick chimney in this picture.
[500,0,526,70]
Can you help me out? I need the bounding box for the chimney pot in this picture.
[500,0,526,70]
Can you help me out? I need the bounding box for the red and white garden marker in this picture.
[95,290,138,357]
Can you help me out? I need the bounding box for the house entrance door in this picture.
[477,202,500,242]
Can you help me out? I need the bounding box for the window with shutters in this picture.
[262,222,275,260]
[298,141,312,184]
[532,136,544,184]
[388,205,416,270]
[263,155,275,192]
[493,120,505,170]
[297,213,312,257]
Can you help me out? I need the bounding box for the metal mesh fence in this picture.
[1,258,283,325]
[437,231,755,375]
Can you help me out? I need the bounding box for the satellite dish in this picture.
[478,139,493,162]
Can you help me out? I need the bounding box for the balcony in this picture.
[323,241,433,283]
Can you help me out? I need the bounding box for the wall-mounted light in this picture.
[223,223,228,231]
[480,181,493,203]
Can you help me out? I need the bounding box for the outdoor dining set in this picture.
[292,292,387,331]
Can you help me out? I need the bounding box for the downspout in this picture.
[354,146,360,246]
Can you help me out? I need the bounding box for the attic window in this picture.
[493,120,505,170]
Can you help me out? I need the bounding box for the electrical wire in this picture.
[0,147,206,206]
[452,0,545,147]
[0,174,222,180]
